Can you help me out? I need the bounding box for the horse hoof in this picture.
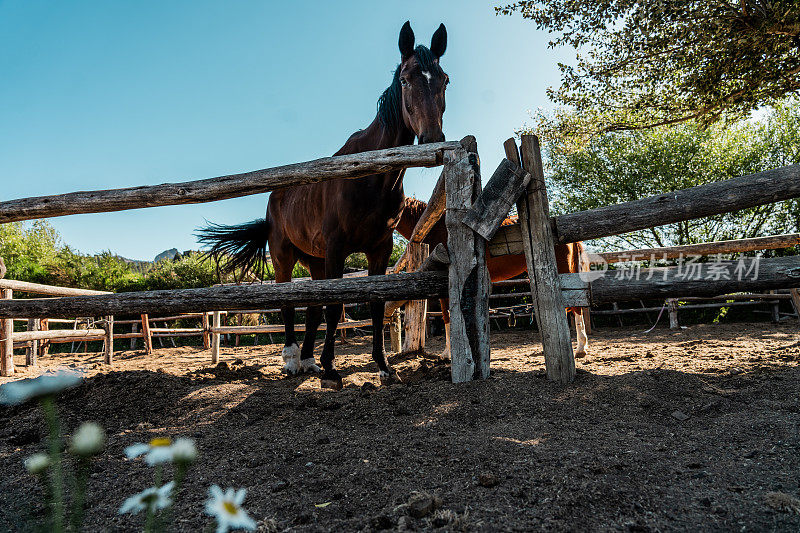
[575,350,586,359]
[281,343,301,374]
[379,370,402,386]
[438,350,451,362]
[320,378,343,390]
[282,359,300,375]
[300,358,322,373]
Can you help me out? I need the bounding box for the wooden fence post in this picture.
[130,322,138,350]
[445,137,490,382]
[26,319,39,366]
[211,311,221,364]
[402,242,429,353]
[39,319,49,358]
[790,289,800,321]
[140,314,153,354]
[103,315,114,364]
[202,312,211,349]
[517,135,575,384]
[389,309,402,353]
[668,299,680,329]
[1,288,13,376]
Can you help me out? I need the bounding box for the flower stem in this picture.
[40,396,65,533]
[70,457,89,532]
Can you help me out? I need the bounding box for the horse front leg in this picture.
[439,298,451,361]
[367,241,400,385]
[298,259,325,373]
[319,248,346,390]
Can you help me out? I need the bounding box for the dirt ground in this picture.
[1,322,799,532]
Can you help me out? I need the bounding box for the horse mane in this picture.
[377,45,441,129]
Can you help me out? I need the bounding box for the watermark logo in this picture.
[579,252,762,282]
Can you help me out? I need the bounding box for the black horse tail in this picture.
[196,218,270,279]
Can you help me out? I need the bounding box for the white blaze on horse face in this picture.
[422,71,432,84]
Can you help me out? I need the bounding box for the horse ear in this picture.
[430,24,447,58]
[399,21,415,60]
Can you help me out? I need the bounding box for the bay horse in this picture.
[198,22,449,390]
[395,198,590,358]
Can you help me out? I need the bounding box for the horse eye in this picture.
[400,77,408,87]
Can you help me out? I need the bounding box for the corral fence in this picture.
[1,134,800,384]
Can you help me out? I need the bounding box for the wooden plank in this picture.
[0,142,459,224]
[462,158,530,241]
[0,271,450,319]
[402,242,429,353]
[202,312,211,349]
[389,310,402,353]
[600,233,800,263]
[560,256,800,304]
[409,169,446,243]
[140,314,153,354]
[211,319,375,335]
[446,139,490,382]
[790,289,800,321]
[518,135,575,384]
[104,315,114,364]
[0,279,110,296]
[211,311,221,364]
[26,319,39,366]
[13,329,106,341]
[1,288,13,376]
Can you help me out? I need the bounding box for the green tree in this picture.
[498,0,800,145]
[546,105,800,250]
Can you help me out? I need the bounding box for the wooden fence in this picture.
[2,133,800,385]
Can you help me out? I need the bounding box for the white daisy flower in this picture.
[24,453,51,474]
[69,422,106,457]
[125,437,197,465]
[118,482,174,515]
[0,370,83,405]
[170,437,197,464]
[205,485,257,533]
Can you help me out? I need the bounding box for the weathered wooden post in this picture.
[140,314,153,354]
[211,311,221,364]
[130,322,139,350]
[402,242,429,353]
[103,315,114,364]
[667,299,680,329]
[1,288,12,376]
[26,319,39,366]
[202,312,211,349]
[791,289,800,320]
[515,134,575,383]
[445,137,490,382]
[388,309,402,353]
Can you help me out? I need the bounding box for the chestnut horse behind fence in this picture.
[395,197,589,357]
[198,22,449,389]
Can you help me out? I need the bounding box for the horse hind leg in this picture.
[574,310,589,358]
[273,248,302,374]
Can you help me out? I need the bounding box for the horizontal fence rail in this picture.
[0,142,459,223]
[0,271,449,319]
[560,256,800,307]
[598,233,800,263]
[489,165,800,256]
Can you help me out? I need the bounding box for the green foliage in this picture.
[497,0,800,144]
[546,105,800,249]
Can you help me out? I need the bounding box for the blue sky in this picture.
[0,0,571,261]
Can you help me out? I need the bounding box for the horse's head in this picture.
[381,21,448,144]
